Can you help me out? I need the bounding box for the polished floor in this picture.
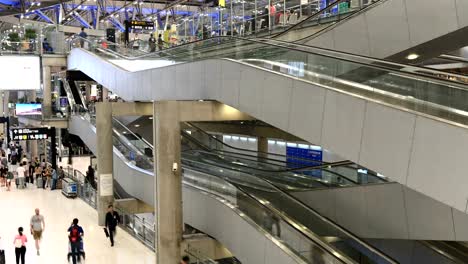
[0,184,155,263]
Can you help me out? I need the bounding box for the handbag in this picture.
[103,228,110,238]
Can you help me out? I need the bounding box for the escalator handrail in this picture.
[185,121,332,165]
[184,164,396,264]
[273,0,351,38]
[182,167,353,264]
[291,0,387,43]
[112,117,154,149]
[217,164,398,264]
[80,34,468,90]
[181,129,385,183]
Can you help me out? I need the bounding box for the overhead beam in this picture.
[35,9,55,24]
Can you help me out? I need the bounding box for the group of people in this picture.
[0,151,65,191]
[3,204,122,264]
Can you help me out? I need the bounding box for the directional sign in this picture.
[11,127,50,141]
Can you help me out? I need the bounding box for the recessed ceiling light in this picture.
[406,53,419,60]
[134,124,140,127]
[123,131,127,134]
[148,116,153,120]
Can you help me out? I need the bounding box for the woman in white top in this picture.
[16,163,26,189]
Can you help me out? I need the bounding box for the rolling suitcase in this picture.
[37,177,43,188]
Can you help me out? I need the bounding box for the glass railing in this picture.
[275,0,383,40]
[184,166,396,264]
[117,209,156,250]
[72,35,468,127]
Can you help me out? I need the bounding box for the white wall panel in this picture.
[455,0,468,28]
[189,61,205,98]
[359,102,416,184]
[405,0,459,46]
[204,60,222,99]
[321,91,366,161]
[260,73,293,131]
[288,80,326,144]
[332,14,371,56]
[175,63,191,99]
[365,0,411,58]
[219,61,241,108]
[239,67,266,118]
[452,208,468,241]
[407,117,468,212]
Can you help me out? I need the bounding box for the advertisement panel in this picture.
[0,56,40,90]
[16,103,42,116]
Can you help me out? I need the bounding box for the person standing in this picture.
[86,165,95,189]
[28,162,34,185]
[148,34,156,52]
[157,34,165,51]
[79,27,88,48]
[30,208,45,256]
[68,218,84,264]
[50,168,57,190]
[13,227,27,264]
[105,205,120,247]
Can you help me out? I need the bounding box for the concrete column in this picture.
[42,66,52,116]
[102,87,109,102]
[96,102,114,225]
[258,136,268,159]
[30,141,38,160]
[154,101,182,264]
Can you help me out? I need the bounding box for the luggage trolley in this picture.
[62,178,78,198]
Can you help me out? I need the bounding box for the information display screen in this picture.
[16,103,42,116]
[129,20,155,30]
[11,127,50,141]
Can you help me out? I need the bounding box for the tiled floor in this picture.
[0,184,155,263]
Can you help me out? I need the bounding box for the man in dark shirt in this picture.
[105,205,120,247]
[68,218,84,264]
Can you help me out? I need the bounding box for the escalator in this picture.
[65,36,468,263]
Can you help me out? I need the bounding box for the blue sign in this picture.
[286,146,323,177]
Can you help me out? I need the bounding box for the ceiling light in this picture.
[406,53,419,60]
[148,117,153,120]
[123,131,127,134]
[134,124,140,127]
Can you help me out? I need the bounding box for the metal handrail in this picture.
[74,35,468,90]
[273,0,351,38]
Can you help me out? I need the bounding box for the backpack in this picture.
[69,226,81,243]
[14,237,22,248]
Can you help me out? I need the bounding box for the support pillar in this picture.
[96,102,114,225]
[102,87,109,102]
[154,101,182,264]
[258,136,268,159]
[42,66,52,116]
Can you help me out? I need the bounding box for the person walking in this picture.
[16,162,26,189]
[105,205,120,247]
[6,169,13,191]
[30,208,45,256]
[181,256,190,264]
[13,227,27,264]
[68,218,84,264]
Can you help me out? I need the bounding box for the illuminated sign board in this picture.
[11,127,50,141]
[129,20,154,30]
